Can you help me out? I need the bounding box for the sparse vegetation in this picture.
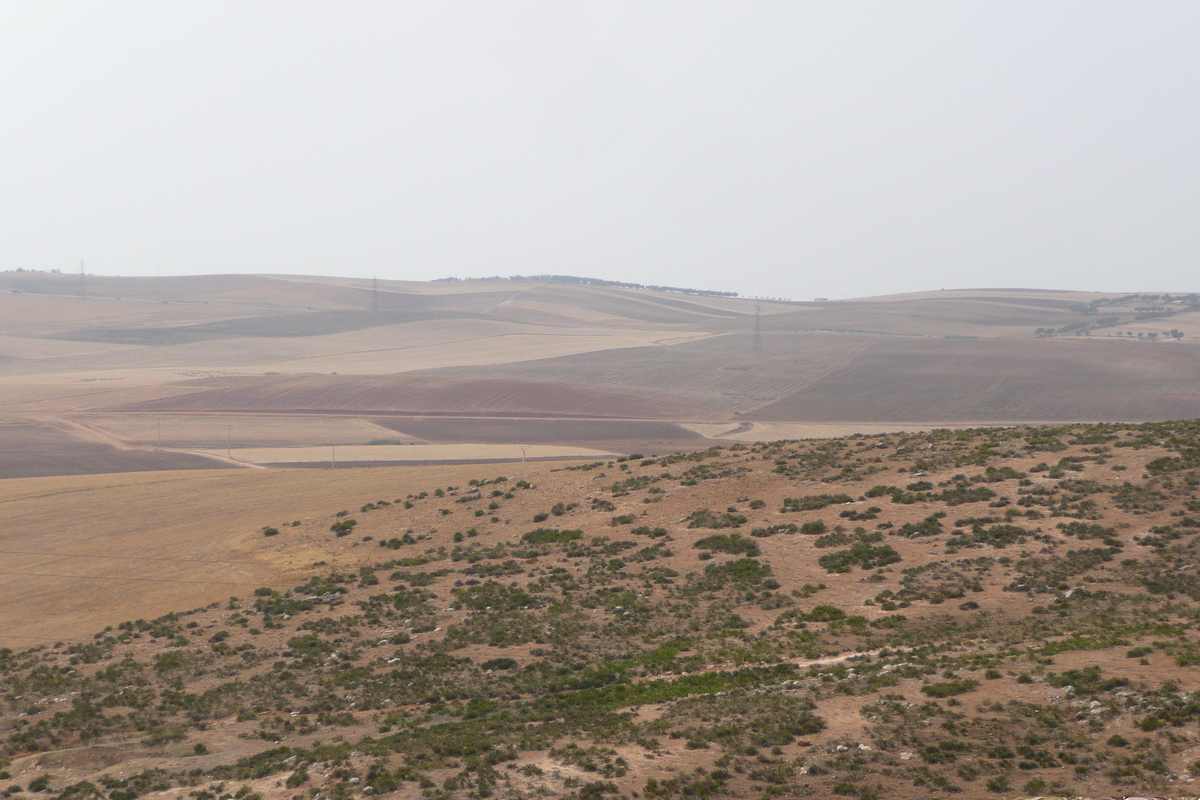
[6,418,1200,798]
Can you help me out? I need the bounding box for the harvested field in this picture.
[377,416,704,445]
[0,272,376,312]
[755,336,1200,422]
[483,284,746,324]
[5,277,1199,477]
[0,421,226,480]
[4,319,710,377]
[114,374,701,418]
[678,420,986,440]
[82,413,406,447]
[430,331,877,415]
[0,333,142,361]
[209,443,616,464]
[439,330,1200,422]
[0,459,582,645]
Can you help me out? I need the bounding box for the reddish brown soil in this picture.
[113,374,701,419]
[377,416,705,446]
[0,421,226,479]
[756,336,1200,422]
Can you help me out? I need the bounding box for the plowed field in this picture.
[431,331,877,415]
[378,416,703,445]
[0,421,227,480]
[114,374,701,418]
[756,336,1200,422]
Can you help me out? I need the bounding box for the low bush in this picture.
[921,679,979,698]
[692,534,760,556]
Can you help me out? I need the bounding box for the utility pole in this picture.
[331,444,336,469]
[371,276,378,314]
[157,420,162,450]
[520,445,528,463]
[753,300,762,356]
[79,261,86,298]
[227,425,232,459]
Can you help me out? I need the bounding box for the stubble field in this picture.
[0,460,583,647]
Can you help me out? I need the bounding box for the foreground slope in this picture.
[5,421,1200,798]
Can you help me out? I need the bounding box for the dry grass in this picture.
[82,413,406,447]
[114,374,701,418]
[211,443,616,464]
[0,459,584,647]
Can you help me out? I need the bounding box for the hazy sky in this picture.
[2,3,1197,299]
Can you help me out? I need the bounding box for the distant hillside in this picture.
[1,274,1197,478]
[438,273,743,298]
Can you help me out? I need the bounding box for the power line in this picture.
[753,300,762,356]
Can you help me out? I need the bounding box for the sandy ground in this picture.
[206,443,616,464]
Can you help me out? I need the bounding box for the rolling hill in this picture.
[1,273,1197,479]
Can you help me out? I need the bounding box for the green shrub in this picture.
[698,558,772,589]
[781,494,852,512]
[818,543,901,573]
[693,534,760,556]
[895,514,944,538]
[522,528,583,544]
[452,582,536,612]
[686,509,747,529]
[750,523,798,537]
[805,605,845,622]
[921,679,979,697]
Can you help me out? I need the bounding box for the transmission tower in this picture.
[78,261,86,298]
[371,276,379,314]
[753,300,762,356]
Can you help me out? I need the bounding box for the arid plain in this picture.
[3,274,1200,799]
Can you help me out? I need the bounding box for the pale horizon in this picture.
[3,3,1198,300]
